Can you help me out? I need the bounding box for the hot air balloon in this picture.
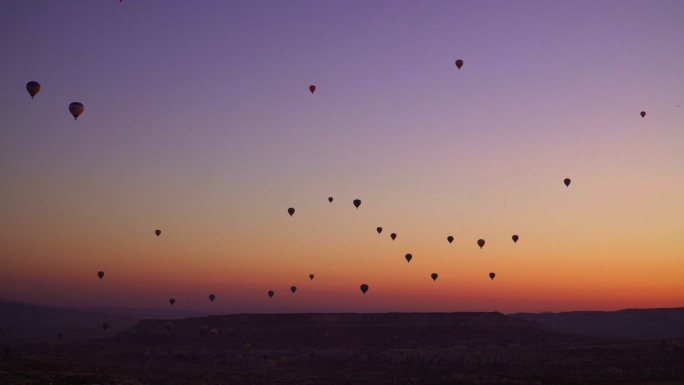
[431,273,438,281]
[564,178,571,187]
[309,274,314,280]
[169,298,175,306]
[477,239,485,249]
[328,197,333,203]
[391,233,397,241]
[377,227,383,234]
[447,236,454,244]
[360,284,369,294]
[97,271,104,279]
[268,290,274,298]
[353,199,361,209]
[69,102,84,120]
[309,85,316,94]
[290,286,297,293]
[288,207,295,216]
[640,111,646,118]
[455,59,464,69]
[155,229,161,237]
[209,294,216,302]
[512,235,519,243]
[26,81,40,99]
[489,272,496,280]
[209,328,219,336]
[102,322,109,331]
[405,253,413,263]
[164,321,173,331]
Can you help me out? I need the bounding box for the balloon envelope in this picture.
[455,59,464,69]
[309,85,316,94]
[102,322,109,331]
[564,178,571,187]
[377,227,382,234]
[353,199,361,208]
[447,236,454,244]
[405,253,412,263]
[69,102,84,120]
[640,111,646,118]
[489,272,496,280]
[290,286,297,293]
[477,239,485,248]
[309,274,314,280]
[26,81,40,98]
[512,234,519,243]
[431,273,438,281]
[390,233,396,241]
[268,290,274,298]
[169,298,175,305]
[328,197,333,203]
[209,294,216,302]
[155,229,161,236]
[360,284,369,294]
[97,271,104,279]
[288,207,295,216]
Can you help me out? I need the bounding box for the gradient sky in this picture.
[1,1,683,314]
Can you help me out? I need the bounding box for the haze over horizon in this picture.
[1,1,683,315]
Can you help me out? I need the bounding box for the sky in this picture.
[1,0,683,314]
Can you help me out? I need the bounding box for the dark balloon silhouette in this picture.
[447,235,454,244]
[69,102,84,120]
[391,233,397,241]
[328,197,333,203]
[477,239,485,249]
[431,273,439,281]
[640,111,646,118]
[102,322,109,331]
[288,207,295,216]
[377,226,383,234]
[353,199,361,209]
[209,294,215,302]
[512,234,519,243]
[26,81,40,99]
[290,286,297,293]
[360,284,369,294]
[455,59,464,69]
[169,298,175,306]
[165,321,173,331]
[155,229,161,237]
[309,85,316,94]
[489,272,496,280]
[564,178,571,187]
[268,290,274,298]
[309,274,314,280]
[405,253,413,263]
[97,271,104,279]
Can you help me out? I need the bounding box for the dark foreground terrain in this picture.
[3,311,684,385]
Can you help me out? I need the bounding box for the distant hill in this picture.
[511,307,684,340]
[0,300,138,343]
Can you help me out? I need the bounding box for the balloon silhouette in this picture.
[165,321,173,331]
[155,229,161,237]
[288,207,295,216]
[512,234,519,243]
[69,102,84,120]
[169,298,175,306]
[290,286,297,293]
[477,239,485,249]
[209,294,216,302]
[328,197,333,203]
[431,273,438,281]
[102,322,109,331]
[26,81,40,99]
[390,233,397,241]
[447,236,454,244]
[455,59,464,69]
[268,290,274,298]
[377,227,383,234]
[360,284,369,294]
[309,85,316,94]
[640,111,646,118]
[309,274,314,280]
[405,253,413,263]
[489,272,496,280]
[97,271,104,279]
[353,199,361,209]
[564,178,571,187]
